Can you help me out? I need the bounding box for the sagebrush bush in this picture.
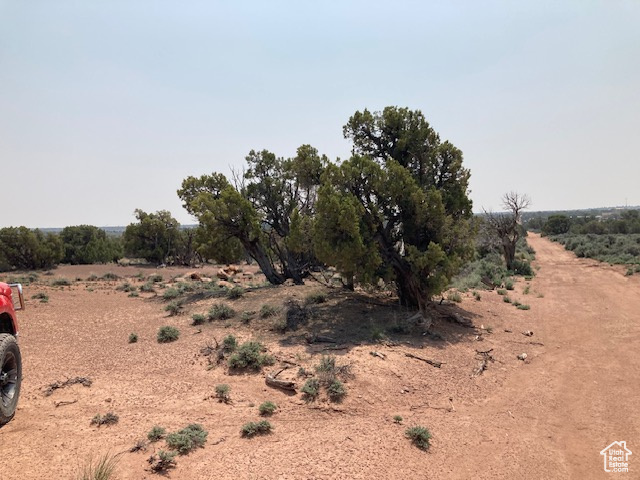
[157,326,180,343]
[76,452,119,480]
[227,341,274,370]
[222,334,238,352]
[260,305,278,318]
[208,304,235,320]
[140,282,155,293]
[226,286,245,299]
[166,424,208,454]
[517,304,531,310]
[32,292,49,303]
[215,384,231,403]
[164,300,184,316]
[405,425,432,450]
[148,450,176,472]
[446,291,462,303]
[128,333,138,344]
[301,378,320,400]
[393,415,403,424]
[51,278,72,287]
[241,420,272,437]
[90,412,119,427]
[147,425,166,442]
[305,292,327,304]
[259,401,277,415]
[116,282,134,292]
[148,273,163,283]
[327,380,347,402]
[191,313,206,326]
[162,288,180,300]
[503,278,514,290]
[101,273,119,281]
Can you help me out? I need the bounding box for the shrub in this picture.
[90,412,119,427]
[327,380,347,402]
[305,292,327,304]
[512,259,534,276]
[116,282,134,292]
[496,289,506,296]
[259,401,277,415]
[241,311,255,323]
[191,313,206,326]
[140,282,155,293]
[162,288,180,300]
[626,268,634,276]
[523,285,530,295]
[503,278,514,290]
[215,384,231,403]
[87,274,99,282]
[164,300,184,316]
[166,424,208,454]
[241,420,272,437]
[32,292,49,303]
[100,273,119,281]
[503,296,512,303]
[405,425,432,450]
[517,304,531,310]
[148,273,163,283]
[128,333,138,344]
[208,304,235,320]
[393,415,403,424]
[147,425,166,442]
[301,378,320,400]
[226,286,245,299]
[51,278,72,287]
[76,452,119,480]
[148,450,177,472]
[446,291,462,303]
[473,291,481,301]
[222,334,238,352]
[228,341,274,370]
[128,292,139,298]
[157,326,180,343]
[260,305,278,318]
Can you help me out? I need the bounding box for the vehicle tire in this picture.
[0,333,21,425]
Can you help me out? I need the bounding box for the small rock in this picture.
[517,353,528,361]
[522,330,534,337]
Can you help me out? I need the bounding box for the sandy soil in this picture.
[0,234,638,479]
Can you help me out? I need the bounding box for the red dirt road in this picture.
[0,234,638,479]
[448,233,640,479]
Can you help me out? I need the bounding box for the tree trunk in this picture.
[503,240,516,271]
[393,264,427,311]
[245,242,285,285]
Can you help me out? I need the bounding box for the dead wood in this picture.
[306,334,337,344]
[44,377,92,396]
[370,351,386,360]
[404,352,442,368]
[472,348,494,377]
[53,399,78,407]
[265,367,296,391]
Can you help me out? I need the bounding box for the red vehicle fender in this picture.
[0,282,19,335]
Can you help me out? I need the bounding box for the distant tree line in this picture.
[530,210,640,236]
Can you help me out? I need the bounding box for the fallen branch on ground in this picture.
[265,367,296,391]
[404,352,442,368]
[54,399,78,407]
[43,377,92,396]
[472,349,494,377]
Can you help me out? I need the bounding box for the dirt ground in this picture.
[0,233,638,479]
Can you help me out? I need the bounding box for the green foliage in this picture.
[148,273,163,283]
[147,426,166,442]
[301,378,320,400]
[241,420,272,438]
[51,278,72,287]
[393,415,403,424]
[327,380,347,402]
[116,282,134,292]
[60,225,122,265]
[227,341,274,370]
[222,334,238,352]
[226,286,245,299]
[76,452,119,480]
[128,333,138,344]
[305,292,327,304]
[100,272,119,281]
[503,295,512,303]
[551,233,640,265]
[157,326,180,343]
[162,288,180,300]
[260,305,278,318]
[90,412,119,427]
[164,300,184,316]
[523,285,530,295]
[215,384,231,403]
[516,304,531,310]
[166,424,208,454]
[446,291,462,303]
[313,107,474,307]
[140,282,155,293]
[148,450,177,473]
[123,209,181,264]
[503,278,514,290]
[473,291,481,301]
[497,289,506,295]
[405,425,432,450]
[32,292,49,303]
[208,303,235,320]
[191,313,206,326]
[258,401,277,415]
[0,226,64,271]
[542,215,571,235]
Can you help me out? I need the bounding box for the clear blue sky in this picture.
[1,1,639,228]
